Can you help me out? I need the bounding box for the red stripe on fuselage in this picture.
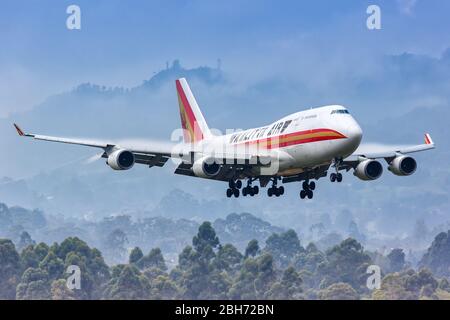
[236,128,346,149]
[267,134,345,149]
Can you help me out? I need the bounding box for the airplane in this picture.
[13,77,435,199]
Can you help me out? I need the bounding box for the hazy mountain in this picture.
[0,201,285,266]
[0,52,449,246]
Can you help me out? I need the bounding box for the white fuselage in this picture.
[196,105,363,177]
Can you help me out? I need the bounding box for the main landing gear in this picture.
[226,180,242,198]
[242,179,259,197]
[299,180,315,199]
[267,177,284,197]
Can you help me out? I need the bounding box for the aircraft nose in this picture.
[347,120,363,146]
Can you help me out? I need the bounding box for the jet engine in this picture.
[354,159,383,181]
[388,155,417,176]
[192,156,221,178]
[107,149,135,170]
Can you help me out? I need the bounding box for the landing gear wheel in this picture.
[336,173,343,183]
[249,188,255,197]
[228,181,235,189]
[235,180,242,189]
[253,186,259,195]
[302,181,309,190]
[242,188,248,197]
[309,181,316,190]
[307,190,313,199]
[233,188,240,198]
[330,173,336,182]
[274,188,280,197]
[226,189,232,198]
[268,188,273,197]
[278,186,285,195]
[300,190,306,199]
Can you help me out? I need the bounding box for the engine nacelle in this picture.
[192,157,221,178]
[388,155,417,176]
[107,149,135,170]
[354,159,383,181]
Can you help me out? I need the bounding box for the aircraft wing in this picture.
[13,123,175,167]
[343,133,435,163]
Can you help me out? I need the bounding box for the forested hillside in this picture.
[1,221,450,300]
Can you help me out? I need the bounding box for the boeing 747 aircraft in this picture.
[14,78,435,199]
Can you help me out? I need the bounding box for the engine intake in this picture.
[388,156,417,176]
[107,149,135,170]
[354,159,383,181]
[192,157,221,178]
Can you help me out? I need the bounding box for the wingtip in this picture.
[424,133,434,145]
[13,123,25,136]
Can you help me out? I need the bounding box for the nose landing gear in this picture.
[330,172,342,182]
[330,158,343,183]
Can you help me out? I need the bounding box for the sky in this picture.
[1,0,450,117]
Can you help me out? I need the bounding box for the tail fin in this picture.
[424,133,434,145]
[176,78,212,143]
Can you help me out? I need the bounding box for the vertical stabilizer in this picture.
[176,78,212,143]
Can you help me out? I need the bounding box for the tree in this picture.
[387,248,406,273]
[295,242,326,274]
[104,265,150,299]
[150,275,180,299]
[20,245,40,270]
[228,258,259,299]
[39,251,65,280]
[177,222,223,299]
[136,248,167,271]
[129,247,144,264]
[16,267,51,300]
[54,237,110,299]
[104,229,128,264]
[229,253,277,299]
[0,239,21,299]
[244,239,260,258]
[439,278,450,292]
[17,231,35,251]
[214,244,243,272]
[319,283,359,300]
[51,279,77,300]
[265,229,303,268]
[372,269,439,300]
[193,222,220,253]
[318,238,371,291]
[267,267,303,299]
[419,231,450,277]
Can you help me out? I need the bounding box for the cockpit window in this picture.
[331,109,350,115]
